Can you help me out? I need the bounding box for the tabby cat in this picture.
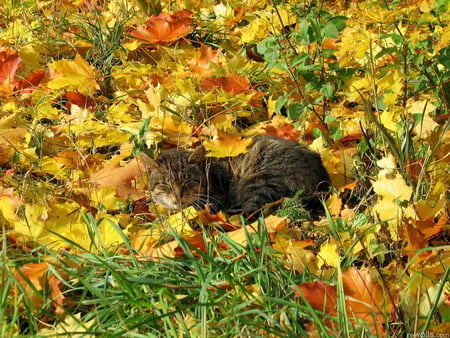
[143,135,330,215]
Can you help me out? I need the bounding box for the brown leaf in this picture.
[130,10,194,44]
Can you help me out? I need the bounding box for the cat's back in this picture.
[233,135,328,185]
[228,135,330,213]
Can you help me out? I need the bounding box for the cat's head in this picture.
[142,146,207,213]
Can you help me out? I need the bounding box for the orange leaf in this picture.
[48,274,65,315]
[130,10,194,44]
[262,123,300,141]
[0,48,20,93]
[199,73,251,94]
[16,262,49,310]
[342,268,393,335]
[296,280,337,314]
[17,262,48,290]
[90,154,147,200]
[188,44,221,78]
[203,132,253,158]
[0,48,20,83]
[296,268,394,335]
[415,213,447,240]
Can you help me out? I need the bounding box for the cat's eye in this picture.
[155,183,171,192]
[183,180,199,190]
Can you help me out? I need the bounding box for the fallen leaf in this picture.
[130,10,194,44]
[47,54,100,95]
[342,268,394,335]
[203,132,253,157]
[0,187,22,222]
[296,268,394,335]
[296,280,337,331]
[317,240,340,268]
[0,48,20,93]
[199,73,251,94]
[89,148,147,200]
[188,44,221,78]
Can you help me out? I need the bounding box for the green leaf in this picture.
[320,82,334,98]
[297,19,311,44]
[322,22,339,39]
[329,16,347,31]
[275,96,288,113]
[329,126,343,140]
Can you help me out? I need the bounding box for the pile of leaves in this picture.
[0,0,448,336]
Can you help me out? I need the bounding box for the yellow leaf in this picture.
[90,186,126,211]
[35,102,60,120]
[325,193,342,216]
[95,213,128,249]
[160,206,198,235]
[415,195,447,219]
[273,235,317,273]
[48,54,100,95]
[409,100,439,139]
[372,172,412,202]
[317,241,340,268]
[203,132,253,157]
[147,115,196,147]
[38,313,95,337]
[435,25,450,51]
[380,109,400,132]
[0,188,21,222]
[239,5,297,44]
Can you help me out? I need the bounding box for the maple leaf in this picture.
[0,48,20,93]
[297,280,337,315]
[47,54,100,95]
[273,236,317,273]
[203,132,253,157]
[15,69,45,93]
[0,187,22,222]
[90,148,147,200]
[199,73,251,94]
[64,91,96,109]
[129,10,194,44]
[296,268,394,335]
[188,44,221,78]
[261,115,301,141]
[16,262,69,316]
[342,268,394,334]
[317,241,340,268]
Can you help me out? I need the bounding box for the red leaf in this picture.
[15,70,45,92]
[64,91,96,108]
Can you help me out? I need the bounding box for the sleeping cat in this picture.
[143,135,330,215]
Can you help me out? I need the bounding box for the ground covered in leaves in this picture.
[0,0,449,336]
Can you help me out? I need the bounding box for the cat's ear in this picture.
[188,145,206,164]
[140,152,159,170]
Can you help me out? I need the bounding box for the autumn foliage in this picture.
[0,0,449,336]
